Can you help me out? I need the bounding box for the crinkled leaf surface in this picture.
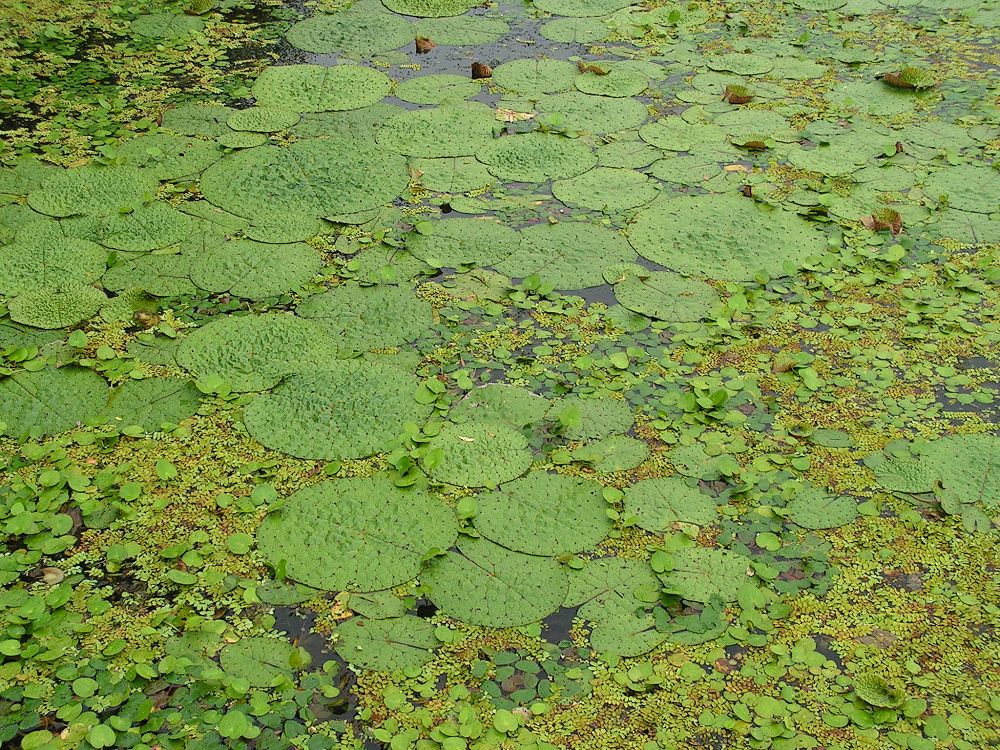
[659,546,749,603]
[449,384,549,427]
[613,271,720,322]
[0,367,109,437]
[9,285,107,329]
[27,166,157,218]
[423,537,568,627]
[475,472,610,555]
[625,477,717,531]
[376,103,496,158]
[219,637,296,687]
[334,616,437,671]
[406,218,521,268]
[421,420,533,487]
[258,477,458,591]
[105,377,201,431]
[244,360,432,459]
[252,64,392,113]
[190,239,322,299]
[476,132,598,183]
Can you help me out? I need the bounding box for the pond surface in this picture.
[0,0,998,749]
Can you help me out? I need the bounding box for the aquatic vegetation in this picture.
[0,0,998,748]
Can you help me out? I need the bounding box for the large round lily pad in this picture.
[219,637,298,687]
[785,483,859,530]
[476,132,597,183]
[244,359,432,459]
[9,285,107,329]
[295,283,433,353]
[546,395,634,440]
[475,472,611,555]
[613,271,720,322]
[552,167,659,212]
[538,92,648,134]
[190,240,322,299]
[421,420,533,487]
[423,537,568,627]
[411,157,496,193]
[624,477,717,531]
[27,166,158,219]
[0,227,107,296]
[533,0,637,18]
[405,218,521,268]
[395,74,481,105]
[922,164,999,214]
[449,384,549,427]
[93,203,197,253]
[200,139,408,221]
[252,64,392,113]
[627,194,829,280]
[376,103,496,158]
[0,366,109,437]
[334,616,437,671]
[495,221,634,289]
[285,9,412,56]
[490,59,578,97]
[257,477,458,591]
[176,313,336,392]
[382,0,477,16]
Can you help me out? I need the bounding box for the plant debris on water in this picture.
[0,0,998,749]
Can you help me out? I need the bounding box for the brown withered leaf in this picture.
[576,60,609,75]
[496,107,534,123]
[471,62,492,79]
[861,208,903,235]
[415,37,436,54]
[722,84,752,104]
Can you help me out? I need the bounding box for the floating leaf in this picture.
[285,8,413,56]
[244,360,432,459]
[474,472,611,555]
[785,484,859,530]
[423,537,568,627]
[658,546,749,603]
[624,477,717,531]
[613,271,720,322]
[9,285,107,329]
[0,367,109,437]
[449,385,550,428]
[105,377,201,431]
[251,64,392,113]
[406,218,521,268]
[220,637,297,687]
[421,420,533,487]
[190,240,322,299]
[334,616,437,671]
[257,477,458,591]
[376,102,496,158]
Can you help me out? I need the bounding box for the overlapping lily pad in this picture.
[27,166,157,218]
[382,0,477,17]
[295,283,433,353]
[395,74,481,104]
[333,616,438,671]
[257,477,458,591]
[423,537,568,627]
[376,103,496,157]
[421,420,533,487]
[627,194,829,280]
[9,285,107,329]
[105,377,201,431]
[244,360,432,459]
[475,473,610,555]
[613,271,720,322]
[495,221,634,289]
[552,167,658,212]
[658,546,750,603]
[449,385,549,427]
[625,477,718,531]
[491,59,579,97]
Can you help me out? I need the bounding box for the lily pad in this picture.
[495,221,635,289]
[406,218,521,268]
[333,616,437,671]
[588,435,650,472]
[382,0,477,17]
[0,226,107,296]
[476,132,597,183]
[105,377,201,431]
[423,537,568,627]
[244,360,433,459]
[538,92,649,134]
[533,0,638,17]
[101,254,198,298]
[922,164,1000,214]
[395,74,481,104]
[491,59,579,97]
[627,194,829,280]
[251,64,392,113]
[376,103,496,157]
[421,420,533,487]
[295,283,433,353]
[27,166,157,219]
[613,271,720,322]
[200,139,409,221]
[117,133,222,180]
[0,366,109,437]
[226,107,300,133]
[411,157,496,193]
[475,472,611,555]
[547,396,634,440]
[412,16,510,44]
[285,9,413,56]
[658,546,750,603]
[219,637,297,687]
[449,385,550,427]
[257,477,458,591]
[93,203,197,253]
[565,558,665,657]
[161,103,235,138]
[625,477,717,531]
[190,240,322,299]
[785,484,859,530]
[9,285,107,329]
[176,313,336,392]
[552,167,659,212]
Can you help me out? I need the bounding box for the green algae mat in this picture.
[1,0,999,748]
